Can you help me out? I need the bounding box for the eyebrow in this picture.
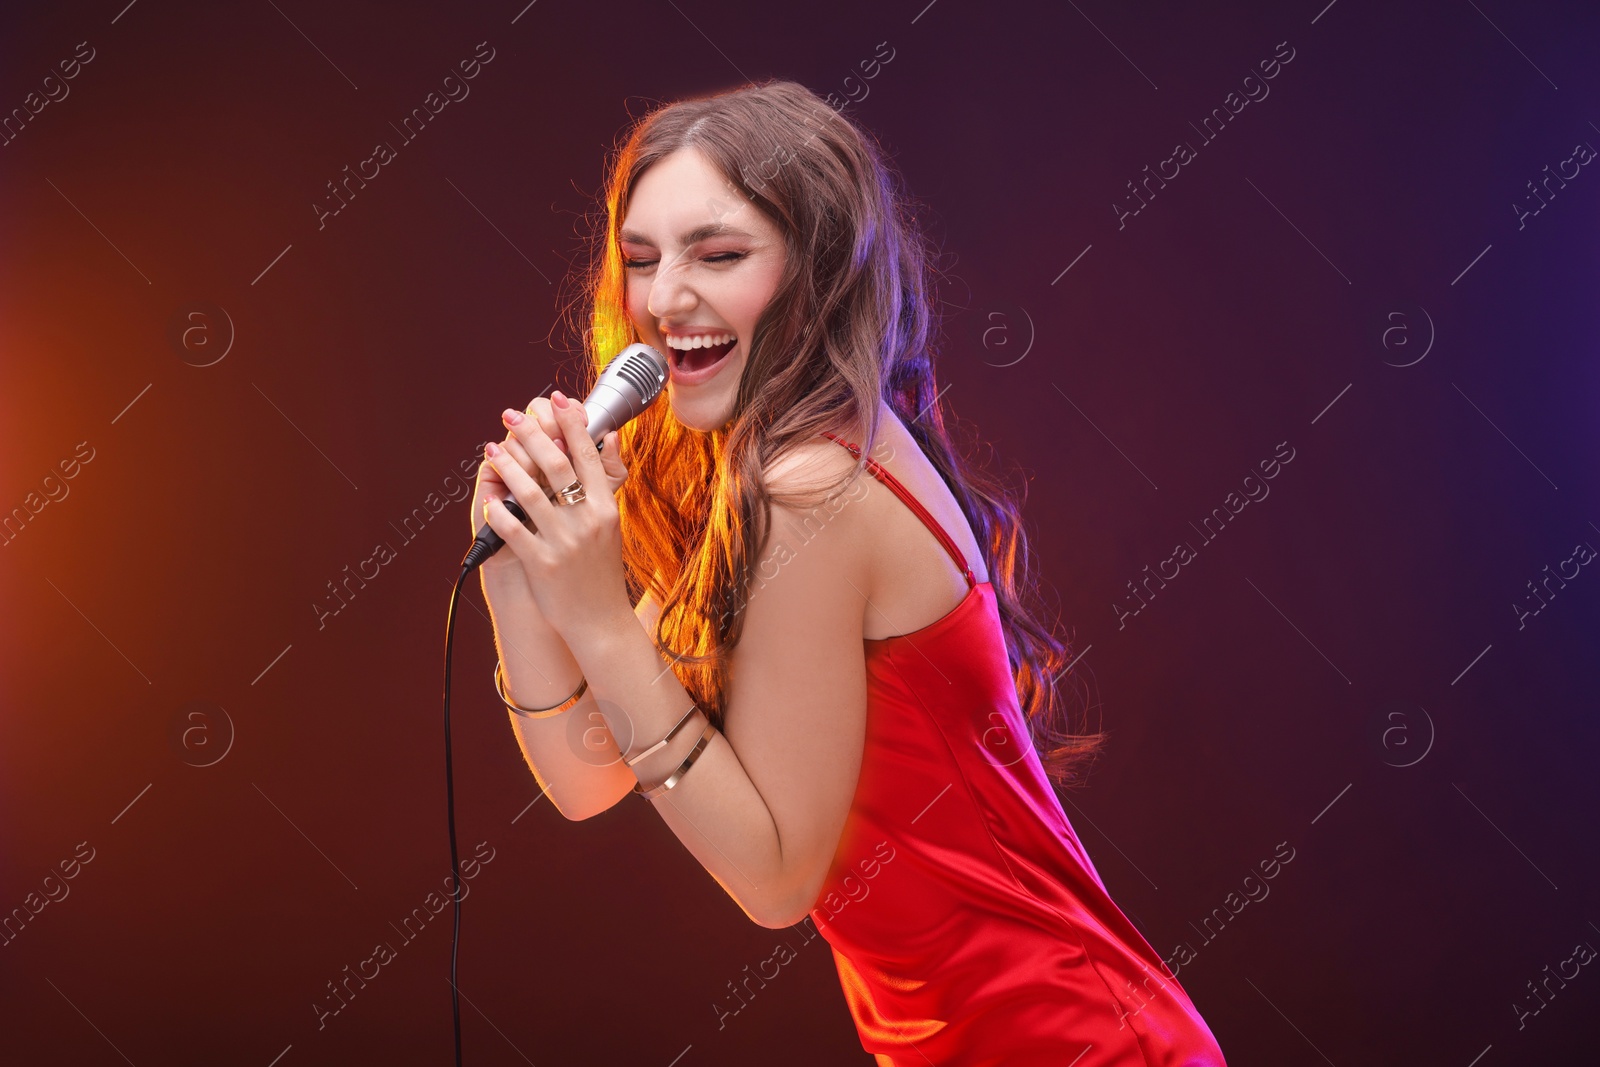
[617,222,756,247]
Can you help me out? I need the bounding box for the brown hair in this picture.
[561,79,1106,792]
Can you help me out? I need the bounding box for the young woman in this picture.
[471,80,1228,1066]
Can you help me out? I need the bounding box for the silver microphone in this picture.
[461,342,668,570]
[572,341,671,441]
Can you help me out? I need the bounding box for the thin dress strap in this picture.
[820,432,977,588]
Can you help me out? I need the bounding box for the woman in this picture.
[470,80,1228,1066]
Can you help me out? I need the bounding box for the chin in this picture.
[668,393,736,433]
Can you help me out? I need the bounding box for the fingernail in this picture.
[485,441,500,457]
[502,408,524,425]
[552,390,568,409]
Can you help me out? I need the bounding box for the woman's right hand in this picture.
[473,393,631,591]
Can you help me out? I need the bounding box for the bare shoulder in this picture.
[751,436,876,627]
[761,436,868,498]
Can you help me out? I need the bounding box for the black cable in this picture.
[444,497,527,1065]
[442,563,471,1067]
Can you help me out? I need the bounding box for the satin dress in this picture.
[808,432,1228,1067]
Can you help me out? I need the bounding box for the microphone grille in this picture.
[612,344,668,405]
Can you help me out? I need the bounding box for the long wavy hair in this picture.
[559,79,1106,792]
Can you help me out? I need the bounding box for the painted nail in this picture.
[502,408,524,425]
[485,441,500,457]
[552,390,568,409]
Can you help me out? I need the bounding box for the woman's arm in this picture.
[487,565,644,821]
[480,396,643,821]
[561,443,872,928]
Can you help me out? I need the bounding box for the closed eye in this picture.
[623,252,747,269]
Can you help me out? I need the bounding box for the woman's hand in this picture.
[479,389,633,642]
[499,394,632,500]
[472,392,630,583]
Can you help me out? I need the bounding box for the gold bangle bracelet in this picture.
[494,662,588,718]
[634,719,718,800]
[622,703,702,768]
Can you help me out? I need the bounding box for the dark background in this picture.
[3,1,1597,1063]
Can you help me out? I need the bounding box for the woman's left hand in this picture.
[480,389,631,644]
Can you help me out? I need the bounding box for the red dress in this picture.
[809,432,1228,1067]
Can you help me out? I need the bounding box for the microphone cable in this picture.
[442,562,470,1067]
[443,499,530,1067]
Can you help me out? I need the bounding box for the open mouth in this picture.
[670,337,737,374]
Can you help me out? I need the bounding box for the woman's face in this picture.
[620,147,786,432]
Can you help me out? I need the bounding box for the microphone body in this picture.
[461,342,668,571]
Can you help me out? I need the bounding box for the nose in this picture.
[646,249,697,322]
